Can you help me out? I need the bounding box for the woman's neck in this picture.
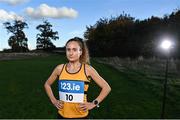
[67,61,81,69]
[66,61,82,73]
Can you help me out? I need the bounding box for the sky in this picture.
[0,0,180,51]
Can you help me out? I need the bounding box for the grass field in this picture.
[0,54,179,118]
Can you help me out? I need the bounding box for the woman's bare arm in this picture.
[79,65,111,111]
[87,65,111,104]
[44,64,64,109]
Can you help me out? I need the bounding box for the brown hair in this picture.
[65,37,90,64]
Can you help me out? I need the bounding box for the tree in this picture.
[3,20,29,52]
[85,9,180,58]
[36,20,59,50]
[85,13,135,57]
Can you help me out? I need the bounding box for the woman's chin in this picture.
[68,59,80,63]
[68,58,76,62]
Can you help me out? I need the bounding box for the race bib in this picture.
[59,80,84,103]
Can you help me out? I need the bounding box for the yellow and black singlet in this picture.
[58,63,90,118]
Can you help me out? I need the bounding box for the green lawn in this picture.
[0,54,179,118]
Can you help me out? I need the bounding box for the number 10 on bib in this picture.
[58,80,84,103]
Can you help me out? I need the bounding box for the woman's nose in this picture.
[69,51,73,55]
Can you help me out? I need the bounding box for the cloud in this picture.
[0,0,27,6]
[0,9,24,21]
[25,4,78,19]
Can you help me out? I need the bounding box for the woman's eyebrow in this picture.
[66,47,78,50]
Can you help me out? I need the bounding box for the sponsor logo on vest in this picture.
[59,80,84,103]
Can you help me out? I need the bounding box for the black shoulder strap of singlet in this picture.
[58,64,65,78]
[84,64,92,82]
[84,91,88,94]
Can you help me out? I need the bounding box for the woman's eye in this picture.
[66,48,70,51]
[73,48,77,51]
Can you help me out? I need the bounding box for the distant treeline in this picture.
[84,10,180,58]
[2,20,59,52]
[2,9,180,58]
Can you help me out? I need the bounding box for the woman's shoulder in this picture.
[56,63,65,69]
[84,63,96,74]
[55,64,65,75]
[84,63,91,69]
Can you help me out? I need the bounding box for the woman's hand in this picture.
[79,102,96,112]
[52,99,64,110]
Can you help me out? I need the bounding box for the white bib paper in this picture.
[59,80,84,103]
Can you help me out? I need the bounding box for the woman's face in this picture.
[66,41,82,62]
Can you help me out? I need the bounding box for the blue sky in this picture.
[0,0,180,51]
